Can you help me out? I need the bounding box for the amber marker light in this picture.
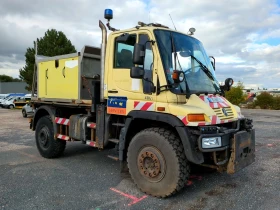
[157,107,165,111]
[188,114,205,122]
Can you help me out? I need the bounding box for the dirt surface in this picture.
[0,108,279,210]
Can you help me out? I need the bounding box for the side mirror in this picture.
[224,78,234,91]
[130,67,144,79]
[209,56,215,70]
[133,43,145,65]
[172,70,185,83]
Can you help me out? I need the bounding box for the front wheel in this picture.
[22,109,27,118]
[9,104,14,109]
[35,116,66,158]
[127,127,190,198]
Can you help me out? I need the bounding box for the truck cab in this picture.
[29,9,255,198]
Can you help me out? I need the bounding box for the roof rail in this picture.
[137,21,169,29]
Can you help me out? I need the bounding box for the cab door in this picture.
[107,30,157,115]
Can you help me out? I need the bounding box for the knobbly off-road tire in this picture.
[127,127,190,198]
[35,116,66,158]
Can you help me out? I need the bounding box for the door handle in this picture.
[108,90,118,93]
[46,69,48,79]
[62,67,65,78]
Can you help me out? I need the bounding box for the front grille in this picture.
[213,107,234,120]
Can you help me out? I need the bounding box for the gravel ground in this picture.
[0,108,279,210]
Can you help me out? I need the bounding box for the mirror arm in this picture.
[143,78,156,93]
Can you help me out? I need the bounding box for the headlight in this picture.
[202,137,221,148]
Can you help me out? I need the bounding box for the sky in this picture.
[0,0,280,89]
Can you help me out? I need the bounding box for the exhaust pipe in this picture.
[99,20,107,103]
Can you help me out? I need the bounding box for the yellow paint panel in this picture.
[37,56,79,99]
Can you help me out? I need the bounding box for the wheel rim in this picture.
[137,146,166,182]
[38,126,50,149]
[22,110,26,116]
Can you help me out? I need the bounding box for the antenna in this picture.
[169,14,177,31]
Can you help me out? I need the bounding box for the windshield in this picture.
[154,29,221,95]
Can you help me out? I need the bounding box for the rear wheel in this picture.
[9,104,14,109]
[127,127,190,198]
[35,116,66,158]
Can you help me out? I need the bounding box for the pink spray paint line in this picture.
[110,188,147,206]
[186,175,203,186]
[186,180,193,186]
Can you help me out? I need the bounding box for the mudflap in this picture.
[227,129,255,174]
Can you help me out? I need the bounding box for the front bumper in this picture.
[197,124,255,174]
[227,129,255,174]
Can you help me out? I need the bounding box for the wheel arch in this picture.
[119,111,204,164]
[32,105,57,138]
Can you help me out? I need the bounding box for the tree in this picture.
[0,74,22,82]
[254,92,274,109]
[272,96,280,110]
[19,29,76,90]
[225,81,246,105]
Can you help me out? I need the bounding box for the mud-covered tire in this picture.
[127,127,190,198]
[35,116,66,158]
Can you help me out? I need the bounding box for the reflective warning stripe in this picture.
[134,101,154,111]
[57,134,70,140]
[55,117,70,125]
[177,116,188,125]
[87,122,96,128]
[177,115,236,126]
[86,140,96,147]
[237,112,244,119]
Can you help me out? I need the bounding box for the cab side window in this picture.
[114,34,136,69]
[139,34,154,94]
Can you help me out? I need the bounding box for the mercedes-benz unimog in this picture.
[29,9,255,197]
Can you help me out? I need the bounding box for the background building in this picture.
[0,82,29,94]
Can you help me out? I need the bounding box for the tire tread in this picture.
[36,116,66,158]
[127,127,190,198]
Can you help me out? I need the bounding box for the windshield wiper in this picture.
[190,55,215,81]
[190,55,222,94]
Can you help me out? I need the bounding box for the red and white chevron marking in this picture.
[87,122,96,128]
[134,101,154,111]
[199,95,229,108]
[57,134,70,141]
[55,117,70,125]
[86,140,96,147]
[177,116,188,125]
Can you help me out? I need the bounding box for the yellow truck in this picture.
[29,9,255,197]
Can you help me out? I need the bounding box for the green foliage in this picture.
[0,74,22,82]
[254,92,274,109]
[225,81,246,105]
[19,29,76,91]
[271,96,280,110]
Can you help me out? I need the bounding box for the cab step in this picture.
[107,155,119,161]
[112,123,125,127]
[108,138,119,144]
